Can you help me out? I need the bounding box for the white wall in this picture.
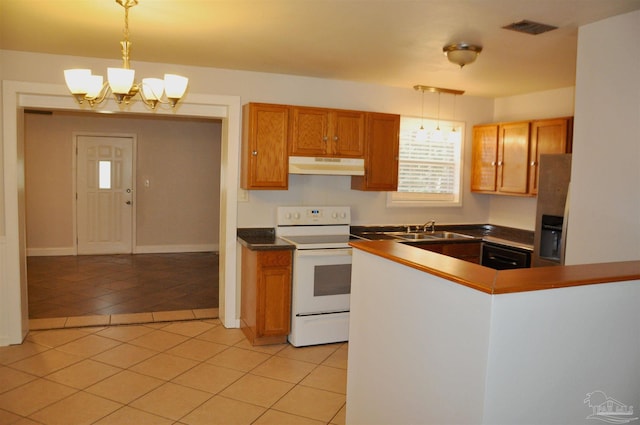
[566,10,640,264]
[483,281,640,424]
[347,249,492,425]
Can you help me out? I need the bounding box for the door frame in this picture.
[73,132,137,255]
[1,81,241,345]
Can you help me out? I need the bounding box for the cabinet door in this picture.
[497,122,530,194]
[258,264,292,337]
[241,103,289,190]
[333,110,365,157]
[528,117,572,194]
[290,107,330,156]
[351,113,400,191]
[471,125,499,192]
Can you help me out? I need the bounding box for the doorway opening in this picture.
[24,109,221,323]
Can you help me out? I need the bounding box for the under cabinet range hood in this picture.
[288,156,365,176]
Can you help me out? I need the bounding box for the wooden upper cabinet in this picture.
[351,113,400,191]
[471,124,499,192]
[528,117,573,194]
[241,103,289,190]
[497,121,531,194]
[471,116,573,196]
[290,106,365,158]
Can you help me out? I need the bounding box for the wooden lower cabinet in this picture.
[240,246,293,345]
[414,242,481,264]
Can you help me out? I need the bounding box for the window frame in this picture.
[387,115,465,208]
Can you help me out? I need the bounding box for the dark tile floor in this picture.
[27,252,219,319]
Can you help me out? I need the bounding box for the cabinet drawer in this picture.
[258,250,292,267]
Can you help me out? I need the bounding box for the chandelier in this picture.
[64,0,188,109]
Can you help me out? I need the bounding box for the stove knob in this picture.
[293,212,300,220]
[285,213,291,219]
[332,212,338,219]
[341,212,347,218]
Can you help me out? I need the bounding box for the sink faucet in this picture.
[423,220,436,233]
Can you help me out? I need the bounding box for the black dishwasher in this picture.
[481,242,531,269]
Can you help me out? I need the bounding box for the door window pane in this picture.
[99,161,111,189]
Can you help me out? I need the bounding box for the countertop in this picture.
[350,224,534,251]
[236,228,295,251]
[238,223,534,252]
[350,240,640,294]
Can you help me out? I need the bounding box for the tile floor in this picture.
[27,253,218,319]
[0,318,347,425]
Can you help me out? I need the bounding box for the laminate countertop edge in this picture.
[350,240,640,294]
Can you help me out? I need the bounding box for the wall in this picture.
[24,111,221,254]
[486,87,576,230]
[566,10,640,264]
[0,49,495,232]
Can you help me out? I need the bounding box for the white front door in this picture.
[76,135,134,255]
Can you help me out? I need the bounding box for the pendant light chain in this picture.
[420,89,425,130]
[436,92,441,131]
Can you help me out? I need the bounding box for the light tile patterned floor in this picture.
[0,319,347,425]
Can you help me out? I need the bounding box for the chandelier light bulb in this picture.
[107,68,135,95]
[164,74,189,99]
[64,69,91,95]
[86,75,104,99]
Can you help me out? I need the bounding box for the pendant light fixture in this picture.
[413,85,465,138]
[64,0,189,109]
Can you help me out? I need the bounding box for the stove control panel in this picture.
[277,206,351,226]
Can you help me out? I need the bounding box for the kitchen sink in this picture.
[389,231,474,241]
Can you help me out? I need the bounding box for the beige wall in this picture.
[24,111,221,254]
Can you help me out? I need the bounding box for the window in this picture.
[387,116,464,207]
[98,160,112,189]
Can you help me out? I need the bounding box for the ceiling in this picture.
[2,0,640,98]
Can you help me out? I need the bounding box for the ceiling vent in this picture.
[502,20,558,35]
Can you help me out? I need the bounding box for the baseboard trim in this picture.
[135,244,219,254]
[27,244,219,256]
[27,247,76,257]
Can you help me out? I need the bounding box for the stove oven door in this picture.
[293,248,352,316]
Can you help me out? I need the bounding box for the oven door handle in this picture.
[296,248,352,257]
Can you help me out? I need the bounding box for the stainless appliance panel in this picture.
[533,154,571,267]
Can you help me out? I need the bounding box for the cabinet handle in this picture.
[323,136,328,142]
[497,161,503,166]
[530,161,537,166]
[334,136,339,141]
[252,151,258,156]
[491,161,496,166]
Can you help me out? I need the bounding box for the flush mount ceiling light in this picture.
[64,0,188,109]
[443,43,483,68]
